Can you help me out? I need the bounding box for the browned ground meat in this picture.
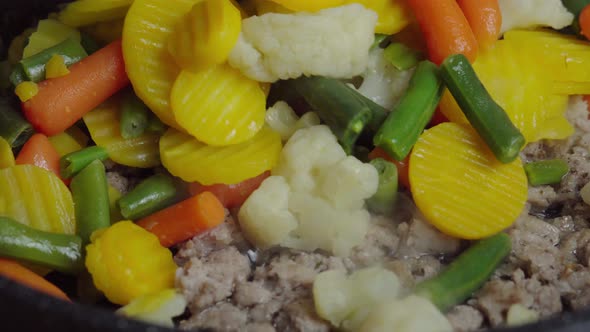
[175,97,590,331]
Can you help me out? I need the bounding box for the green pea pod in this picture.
[0,216,83,274]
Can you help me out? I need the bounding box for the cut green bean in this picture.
[12,38,87,85]
[291,76,373,154]
[146,113,167,134]
[524,159,569,186]
[118,174,181,220]
[80,33,101,54]
[373,60,444,161]
[0,216,83,274]
[383,43,421,70]
[561,0,590,17]
[441,54,525,163]
[9,67,27,87]
[60,145,109,179]
[366,158,398,216]
[0,99,33,148]
[414,233,511,312]
[120,93,150,139]
[70,159,110,246]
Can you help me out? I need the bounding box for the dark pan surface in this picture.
[1,1,590,331]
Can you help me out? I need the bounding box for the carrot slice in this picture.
[189,171,270,208]
[0,258,70,301]
[15,133,62,180]
[22,40,129,136]
[457,0,502,51]
[406,0,478,65]
[137,191,225,247]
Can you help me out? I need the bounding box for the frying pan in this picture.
[0,1,588,331]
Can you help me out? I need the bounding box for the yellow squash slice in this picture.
[409,123,527,240]
[23,19,81,58]
[439,29,590,143]
[167,0,242,71]
[0,137,15,169]
[83,99,161,168]
[122,0,201,129]
[0,165,75,234]
[58,0,132,27]
[170,65,266,146]
[160,126,282,185]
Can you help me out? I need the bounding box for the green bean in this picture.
[70,159,110,246]
[60,145,109,179]
[0,99,33,148]
[441,54,525,163]
[146,113,167,134]
[373,60,444,160]
[383,43,421,70]
[414,233,511,312]
[524,159,569,186]
[12,38,87,85]
[366,158,398,217]
[120,93,150,139]
[0,216,83,274]
[291,76,373,154]
[118,173,181,220]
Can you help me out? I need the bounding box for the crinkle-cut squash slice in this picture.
[409,122,527,240]
[83,99,161,168]
[160,126,281,185]
[58,0,133,27]
[0,164,75,234]
[122,0,201,130]
[439,32,573,143]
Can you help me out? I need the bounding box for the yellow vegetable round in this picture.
[168,0,242,71]
[85,221,177,305]
[409,123,527,239]
[160,126,282,185]
[268,0,346,12]
[83,99,161,168]
[0,164,75,234]
[123,0,200,129]
[45,54,70,79]
[170,65,266,146]
[0,137,15,169]
[58,0,132,27]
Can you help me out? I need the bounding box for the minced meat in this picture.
[175,96,590,331]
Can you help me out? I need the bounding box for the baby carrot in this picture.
[137,191,225,247]
[15,133,62,180]
[457,0,502,51]
[188,171,270,208]
[580,5,590,40]
[0,258,70,301]
[406,0,478,65]
[22,40,129,136]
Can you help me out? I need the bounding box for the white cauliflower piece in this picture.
[313,267,401,329]
[358,295,453,332]
[499,0,574,34]
[238,125,379,256]
[228,4,378,82]
[357,47,415,110]
[265,101,321,141]
[238,176,298,248]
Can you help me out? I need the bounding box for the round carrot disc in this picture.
[409,122,527,239]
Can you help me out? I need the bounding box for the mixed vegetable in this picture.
[1,0,590,330]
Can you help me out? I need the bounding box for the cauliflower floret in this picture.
[499,0,574,34]
[358,295,453,332]
[238,125,379,256]
[238,176,299,248]
[357,47,414,110]
[265,101,321,141]
[228,4,378,82]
